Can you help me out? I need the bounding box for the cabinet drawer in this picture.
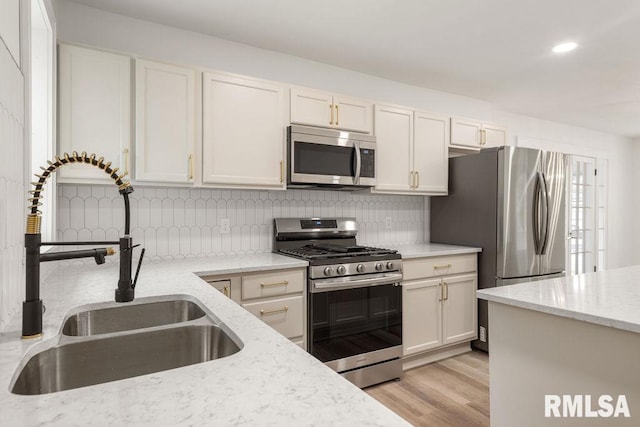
[242,269,304,300]
[242,295,303,339]
[403,254,476,281]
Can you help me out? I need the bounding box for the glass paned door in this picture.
[567,155,606,275]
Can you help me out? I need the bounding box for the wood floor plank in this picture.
[366,350,490,426]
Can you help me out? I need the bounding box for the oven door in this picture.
[288,128,375,187]
[308,272,402,372]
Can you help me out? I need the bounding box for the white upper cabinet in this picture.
[58,44,131,183]
[374,105,448,195]
[202,72,286,189]
[373,105,413,193]
[482,123,508,148]
[413,110,448,194]
[135,59,196,184]
[290,87,372,133]
[450,116,507,150]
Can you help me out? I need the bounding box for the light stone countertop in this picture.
[395,243,482,259]
[477,265,640,334]
[0,253,409,426]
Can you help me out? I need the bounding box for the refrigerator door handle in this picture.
[533,172,543,254]
[540,172,550,254]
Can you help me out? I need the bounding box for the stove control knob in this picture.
[375,262,384,271]
[323,267,333,276]
[386,261,395,270]
[336,265,347,275]
[357,264,365,273]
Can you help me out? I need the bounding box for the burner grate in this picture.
[279,244,397,260]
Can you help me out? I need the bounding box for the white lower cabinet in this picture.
[403,278,442,355]
[242,295,304,339]
[402,254,477,359]
[201,268,306,346]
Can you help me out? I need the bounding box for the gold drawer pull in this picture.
[433,264,453,269]
[260,306,288,316]
[261,280,289,288]
[223,286,229,297]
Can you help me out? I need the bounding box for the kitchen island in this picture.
[0,254,409,426]
[477,267,640,427]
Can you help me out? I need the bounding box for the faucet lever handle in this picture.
[133,248,145,289]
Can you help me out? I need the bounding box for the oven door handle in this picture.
[311,272,403,293]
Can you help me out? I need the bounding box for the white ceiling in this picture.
[67,0,640,138]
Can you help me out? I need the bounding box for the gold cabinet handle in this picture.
[479,129,486,145]
[444,281,449,300]
[416,171,420,188]
[260,306,289,316]
[223,286,229,297]
[188,154,194,180]
[433,264,453,270]
[261,280,288,288]
[280,160,284,183]
[410,171,415,189]
[123,148,129,177]
[335,104,339,126]
[439,282,443,302]
[329,104,334,125]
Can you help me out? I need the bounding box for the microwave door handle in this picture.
[353,141,362,184]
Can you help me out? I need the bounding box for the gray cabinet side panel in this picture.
[430,150,498,290]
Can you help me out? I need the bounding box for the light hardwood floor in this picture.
[366,351,489,426]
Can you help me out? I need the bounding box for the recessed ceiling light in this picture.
[552,42,578,53]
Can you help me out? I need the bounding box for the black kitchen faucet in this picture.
[22,152,144,338]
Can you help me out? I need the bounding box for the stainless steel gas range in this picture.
[273,217,403,388]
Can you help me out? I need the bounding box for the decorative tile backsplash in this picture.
[57,185,428,260]
[0,44,25,330]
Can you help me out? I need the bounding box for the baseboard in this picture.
[402,342,472,371]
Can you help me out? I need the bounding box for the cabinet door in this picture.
[413,110,448,194]
[242,295,304,339]
[58,44,131,183]
[450,116,482,148]
[402,278,442,356]
[373,105,412,192]
[290,87,333,128]
[333,95,372,133]
[135,59,195,183]
[482,123,508,148]
[207,279,232,299]
[442,274,477,345]
[202,73,286,188]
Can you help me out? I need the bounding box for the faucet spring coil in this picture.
[26,152,132,232]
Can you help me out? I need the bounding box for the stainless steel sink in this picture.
[62,298,207,336]
[11,324,241,395]
[10,295,243,395]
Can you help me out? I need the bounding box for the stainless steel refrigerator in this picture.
[431,146,568,352]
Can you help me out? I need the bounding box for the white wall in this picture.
[634,139,640,263]
[0,0,25,330]
[52,0,638,269]
[0,0,21,65]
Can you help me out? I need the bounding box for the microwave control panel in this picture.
[360,148,375,178]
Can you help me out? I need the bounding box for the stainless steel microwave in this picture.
[287,125,376,189]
